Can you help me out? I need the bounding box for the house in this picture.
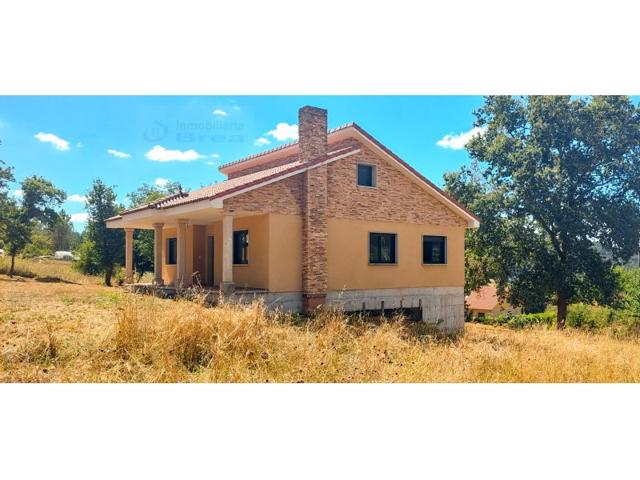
[106,106,479,333]
[465,281,520,320]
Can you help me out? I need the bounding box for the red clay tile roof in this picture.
[465,282,499,311]
[116,144,359,216]
[218,123,355,171]
[113,123,479,225]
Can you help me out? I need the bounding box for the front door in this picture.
[206,236,214,286]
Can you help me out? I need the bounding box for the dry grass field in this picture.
[2,257,640,382]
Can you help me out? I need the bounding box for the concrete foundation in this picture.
[127,284,465,334]
[326,286,465,334]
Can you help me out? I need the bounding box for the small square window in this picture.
[166,238,177,265]
[233,230,249,265]
[369,232,397,264]
[423,235,446,264]
[357,164,376,187]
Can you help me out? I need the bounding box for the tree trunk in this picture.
[104,266,113,287]
[557,288,568,329]
[9,255,15,277]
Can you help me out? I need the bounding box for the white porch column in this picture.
[176,219,188,288]
[153,223,164,286]
[221,212,235,295]
[124,228,134,284]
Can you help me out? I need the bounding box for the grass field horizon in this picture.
[2,257,640,382]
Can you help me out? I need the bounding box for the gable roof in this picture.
[465,282,500,311]
[109,123,479,227]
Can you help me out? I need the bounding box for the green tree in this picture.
[126,181,181,279]
[49,211,81,251]
[22,221,54,257]
[446,96,640,328]
[84,179,123,286]
[3,175,66,275]
[74,236,102,275]
[0,160,16,240]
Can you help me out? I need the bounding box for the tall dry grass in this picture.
[0,256,100,285]
[3,273,640,382]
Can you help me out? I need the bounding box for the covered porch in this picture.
[107,199,265,295]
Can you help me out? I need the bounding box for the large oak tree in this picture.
[446,96,640,327]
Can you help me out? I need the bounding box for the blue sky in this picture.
[0,96,485,231]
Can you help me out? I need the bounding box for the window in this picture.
[423,235,446,264]
[166,237,177,265]
[233,230,249,265]
[369,232,397,264]
[357,163,376,187]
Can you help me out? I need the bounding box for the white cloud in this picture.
[232,106,241,111]
[154,177,170,187]
[210,153,221,159]
[68,194,87,202]
[34,132,70,151]
[145,145,203,162]
[206,161,217,166]
[254,137,271,147]
[76,142,84,148]
[70,212,89,223]
[11,189,23,198]
[436,126,487,150]
[107,148,131,158]
[212,109,228,116]
[266,122,299,142]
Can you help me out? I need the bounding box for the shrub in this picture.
[73,239,102,275]
[475,311,555,329]
[114,266,126,286]
[566,303,617,331]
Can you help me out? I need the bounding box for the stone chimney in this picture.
[299,106,328,312]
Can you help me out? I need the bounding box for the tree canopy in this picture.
[3,174,66,274]
[84,179,123,286]
[446,96,640,327]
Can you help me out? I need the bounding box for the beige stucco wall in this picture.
[231,214,269,289]
[268,214,303,292]
[327,217,465,291]
[201,214,271,289]
[160,208,465,292]
[161,226,194,286]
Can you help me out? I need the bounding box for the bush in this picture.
[619,268,640,317]
[73,239,102,275]
[475,311,555,329]
[566,303,617,331]
[114,266,126,286]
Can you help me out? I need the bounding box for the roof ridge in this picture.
[218,122,355,171]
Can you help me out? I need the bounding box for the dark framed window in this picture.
[423,235,446,264]
[233,230,249,265]
[166,237,177,265]
[357,163,376,187]
[369,232,397,264]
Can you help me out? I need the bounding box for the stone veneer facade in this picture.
[224,138,466,227]
[299,106,329,311]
